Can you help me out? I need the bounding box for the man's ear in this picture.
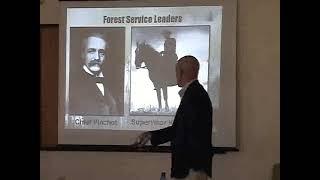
[100,48,108,68]
[179,67,184,78]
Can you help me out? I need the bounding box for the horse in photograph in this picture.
[134,41,177,111]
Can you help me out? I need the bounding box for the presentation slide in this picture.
[59,1,237,147]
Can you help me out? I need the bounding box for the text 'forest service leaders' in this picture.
[103,15,183,24]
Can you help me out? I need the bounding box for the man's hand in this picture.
[132,132,151,147]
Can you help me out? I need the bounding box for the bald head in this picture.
[176,55,200,87]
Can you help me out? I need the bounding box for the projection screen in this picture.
[58,0,237,148]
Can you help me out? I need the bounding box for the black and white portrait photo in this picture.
[68,27,125,116]
[130,26,211,116]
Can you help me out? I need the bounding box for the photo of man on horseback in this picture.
[130,26,210,116]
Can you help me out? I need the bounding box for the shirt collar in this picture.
[83,65,104,77]
[178,79,197,98]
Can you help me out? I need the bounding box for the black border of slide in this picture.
[41,145,239,154]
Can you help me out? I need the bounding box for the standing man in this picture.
[69,33,119,115]
[134,55,213,180]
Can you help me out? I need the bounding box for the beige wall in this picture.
[40,0,59,24]
[40,0,279,179]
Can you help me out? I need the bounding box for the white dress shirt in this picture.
[178,79,197,99]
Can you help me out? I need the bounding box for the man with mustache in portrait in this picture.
[69,33,119,116]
